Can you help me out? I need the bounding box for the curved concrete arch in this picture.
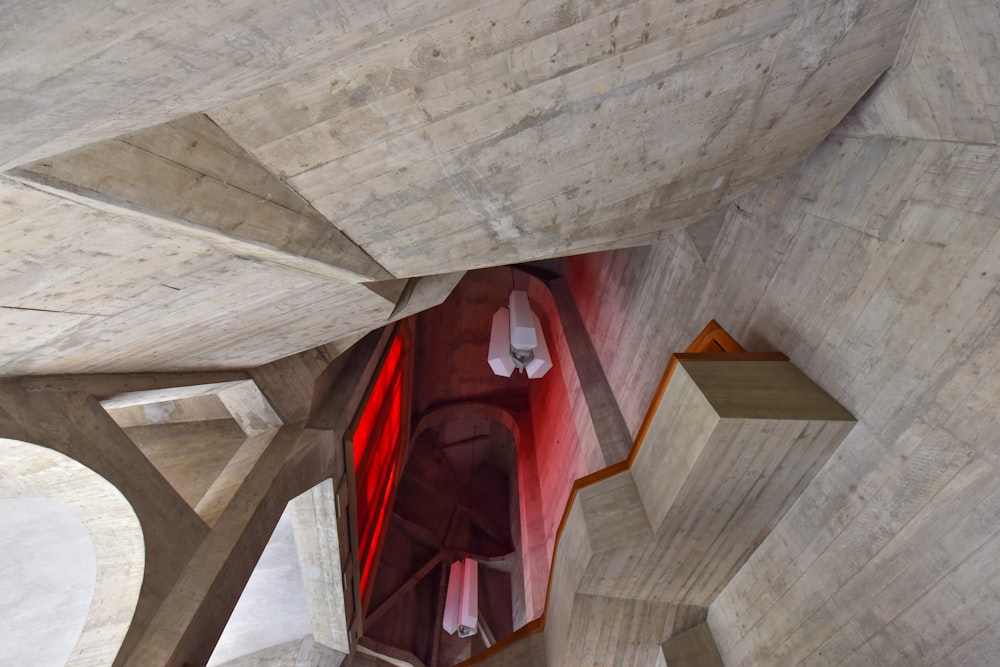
[411,401,524,447]
[0,438,145,666]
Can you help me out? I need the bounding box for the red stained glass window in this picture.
[351,334,407,606]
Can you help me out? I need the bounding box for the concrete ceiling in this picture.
[11,0,999,665]
[0,0,913,376]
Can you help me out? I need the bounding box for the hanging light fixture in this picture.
[488,290,552,379]
[443,558,478,638]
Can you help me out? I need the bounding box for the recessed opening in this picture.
[101,380,282,526]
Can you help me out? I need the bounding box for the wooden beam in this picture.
[430,561,449,667]
[366,551,447,627]
[477,606,496,649]
[391,511,445,552]
[406,474,510,546]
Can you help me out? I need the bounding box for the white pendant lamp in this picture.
[442,558,478,638]
[488,290,552,379]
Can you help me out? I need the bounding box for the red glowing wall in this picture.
[351,333,407,607]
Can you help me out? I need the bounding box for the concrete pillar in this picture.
[546,278,631,465]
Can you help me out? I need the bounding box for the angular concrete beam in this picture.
[9,114,391,283]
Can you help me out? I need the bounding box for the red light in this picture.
[351,334,406,606]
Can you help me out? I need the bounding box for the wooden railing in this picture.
[457,321,787,666]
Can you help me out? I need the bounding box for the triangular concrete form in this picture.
[684,208,728,265]
[9,113,390,282]
[102,380,283,525]
[121,417,246,511]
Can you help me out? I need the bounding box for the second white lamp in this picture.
[488,290,552,379]
[443,558,478,638]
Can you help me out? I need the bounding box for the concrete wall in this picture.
[524,279,604,568]
[563,1,1000,660]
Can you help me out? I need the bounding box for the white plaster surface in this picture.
[208,506,312,666]
[0,438,144,666]
[0,497,96,666]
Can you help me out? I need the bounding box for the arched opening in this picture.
[0,438,144,666]
[208,477,351,666]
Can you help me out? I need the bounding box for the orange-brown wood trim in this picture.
[627,324,782,466]
[685,319,745,354]
[673,352,788,362]
[629,354,680,468]
[455,322,773,666]
[459,459,632,666]
[458,618,546,666]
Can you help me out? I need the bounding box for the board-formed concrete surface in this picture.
[3,0,1000,663]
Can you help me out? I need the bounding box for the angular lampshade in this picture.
[443,558,478,638]
[488,290,552,379]
[508,290,537,350]
[525,312,552,379]
[488,307,516,377]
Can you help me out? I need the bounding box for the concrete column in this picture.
[546,277,631,465]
